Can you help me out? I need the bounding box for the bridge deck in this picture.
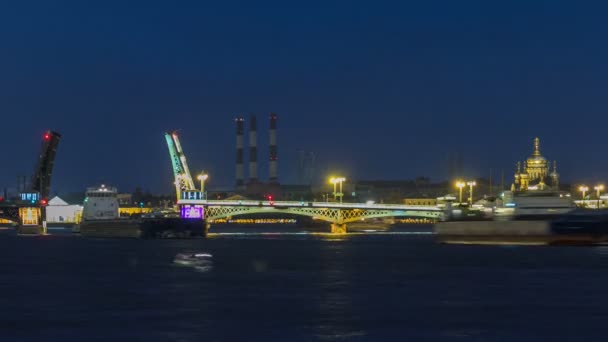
[177,200,441,212]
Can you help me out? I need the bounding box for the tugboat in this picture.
[78,185,205,238]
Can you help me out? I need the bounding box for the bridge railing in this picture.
[177,199,441,211]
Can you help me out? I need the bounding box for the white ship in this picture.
[495,190,575,220]
[77,184,206,238]
[77,185,141,238]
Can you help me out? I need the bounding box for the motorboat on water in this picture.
[173,252,213,267]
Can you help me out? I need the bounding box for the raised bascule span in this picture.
[32,131,62,201]
[0,130,61,232]
[164,131,197,202]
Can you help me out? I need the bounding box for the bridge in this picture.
[0,131,62,233]
[166,132,444,234]
[178,197,444,233]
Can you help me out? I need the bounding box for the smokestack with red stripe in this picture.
[248,114,258,184]
[235,117,245,189]
[269,113,278,183]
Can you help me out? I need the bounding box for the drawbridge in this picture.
[0,131,62,232]
[164,131,198,202]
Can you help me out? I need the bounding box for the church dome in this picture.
[527,155,547,164]
[527,137,547,166]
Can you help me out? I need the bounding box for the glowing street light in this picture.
[455,181,465,204]
[466,181,476,205]
[330,177,346,203]
[594,184,604,209]
[197,172,209,199]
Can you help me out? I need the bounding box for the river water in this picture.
[1,227,607,341]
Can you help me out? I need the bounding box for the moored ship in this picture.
[78,185,142,237]
[77,185,205,238]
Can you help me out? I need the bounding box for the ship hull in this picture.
[435,214,608,246]
[140,218,205,238]
[79,219,142,238]
[79,218,206,238]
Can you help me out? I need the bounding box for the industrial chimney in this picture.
[235,117,245,190]
[269,113,278,183]
[248,114,258,184]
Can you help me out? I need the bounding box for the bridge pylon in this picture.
[330,223,347,234]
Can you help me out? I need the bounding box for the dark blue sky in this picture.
[2,0,608,194]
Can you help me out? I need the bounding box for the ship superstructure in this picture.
[82,185,119,220]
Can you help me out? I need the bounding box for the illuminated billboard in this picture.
[181,205,204,219]
[19,207,40,226]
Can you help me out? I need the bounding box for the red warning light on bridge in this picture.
[43,132,51,141]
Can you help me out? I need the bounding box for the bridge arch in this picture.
[205,206,342,223]
[341,209,443,223]
[204,206,443,225]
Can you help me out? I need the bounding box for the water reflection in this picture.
[314,241,365,339]
[593,245,608,256]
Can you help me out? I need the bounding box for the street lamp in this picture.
[197,172,209,199]
[455,181,465,204]
[466,181,476,205]
[330,177,346,203]
[579,185,589,202]
[594,184,604,209]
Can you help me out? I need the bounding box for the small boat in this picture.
[173,252,213,267]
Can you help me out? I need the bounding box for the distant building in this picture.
[513,137,559,191]
[296,150,316,185]
[281,184,313,201]
[46,196,83,223]
[117,193,133,206]
[403,198,437,206]
[352,180,448,203]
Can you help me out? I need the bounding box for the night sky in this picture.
[2,1,608,194]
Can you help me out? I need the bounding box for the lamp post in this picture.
[330,177,346,203]
[338,178,345,203]
[455,181,465,205]
[197,172,208,200]
[594,184,604,209]
[467,181,476,205]
[330,178,337,201]
[579,185,588,207]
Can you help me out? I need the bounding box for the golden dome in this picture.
[527,137,547,165]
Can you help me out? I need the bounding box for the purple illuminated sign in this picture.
[181,205,204,219]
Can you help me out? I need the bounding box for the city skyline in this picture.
[1,128,601,197]
[2,1,608,192]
